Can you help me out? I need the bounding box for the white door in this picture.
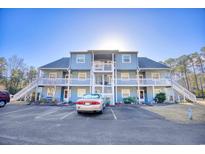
[139,90,145,102]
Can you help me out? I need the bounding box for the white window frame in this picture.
[47,87,55,97]
[78,72,87,80]
[122,54,131,63]
[49,72,57,78]
[121,72,130,80]
[121,89,130,98]
[77,88,86,97]
[152,73,160,79]
[76,54,85,63]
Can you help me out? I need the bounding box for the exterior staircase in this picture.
[172,80,197,102]
[11,79,38,101]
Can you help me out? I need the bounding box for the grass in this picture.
[142,102,205,124]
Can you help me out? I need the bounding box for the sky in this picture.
[0,8,205,67]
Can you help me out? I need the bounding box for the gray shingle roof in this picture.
[39,56,169,70]
[138,57,169,69]
[40,57,70,69]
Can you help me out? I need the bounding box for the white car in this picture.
[76,94,105,114]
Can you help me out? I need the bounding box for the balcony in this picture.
[116,78,171,86]
[93,61,113,72]
[38,78,90,86]
[37,78,171,87]
[38,78,68,86]
[70,78,90,86]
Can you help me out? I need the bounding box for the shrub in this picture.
[39,98,48,104]
[123,97,137,104]
[154,92,166,103]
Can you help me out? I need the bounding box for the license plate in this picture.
[85,102,90,105]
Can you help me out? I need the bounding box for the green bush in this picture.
[39,98,48,104]
[154,92,166,103]
[123,97,137,104]
[195,90,205,97]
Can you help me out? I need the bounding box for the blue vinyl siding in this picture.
[115,53,138,70]
[70,53,92,70]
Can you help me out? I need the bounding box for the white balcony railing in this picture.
[37,78,171,86]
[38,78,90,86]
[93,61,113,71]
[116,78,172,86]
[38,78,68,86]
[70,78,90,85]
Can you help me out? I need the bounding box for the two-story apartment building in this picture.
[12,50,197,104]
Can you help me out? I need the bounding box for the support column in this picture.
[115,64,118,103]
[67,69,71,102]
[137,69,140,104]
[111,53,115,105]
[92,51,95,93]
[35,87,38,101]
[152,86,155,101]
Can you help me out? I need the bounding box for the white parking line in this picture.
[35,108,61,119]
[59,111,75,120]
[110,108,117,120]
[0,106,35,116]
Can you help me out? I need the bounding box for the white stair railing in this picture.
[12,79,38,101]
[172,80,197,102]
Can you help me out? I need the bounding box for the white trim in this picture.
[122,54,131,63]
[49,72,57,78]
[39,68,68,70]
[139,89,145,102]
[139,68,170,70]
[76,54,85,63]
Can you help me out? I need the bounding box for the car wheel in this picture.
[77,111,81,114]
[0,101,6,108]
[99,109,103,114]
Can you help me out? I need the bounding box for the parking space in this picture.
[0,104,205,144]
[0,104,120,121]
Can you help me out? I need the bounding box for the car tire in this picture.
[0,101,6,108]
[99,109,103,114]
[77,111,81,114]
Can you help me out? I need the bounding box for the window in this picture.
[76,54,85,63]
[49,72,57,78]
[78,72,87,80]
[47,87,55,97]
[122,54,131,63]
[152,73,160,79]
[121,89,130,98]
[77,88,86,97]
[121,72,129,79]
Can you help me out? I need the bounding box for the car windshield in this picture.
[82,94,101,99]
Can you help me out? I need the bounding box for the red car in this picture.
[0,90,10,108]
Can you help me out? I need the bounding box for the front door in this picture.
[64,89,68,102]
[139,90,145,102]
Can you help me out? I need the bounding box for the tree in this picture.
[0,57,7,78]
[177,55,190,90]
[188,53,200,95]
[27,66,37,83]
[6,55,28,94]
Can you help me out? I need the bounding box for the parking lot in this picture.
[0,104,205,144]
